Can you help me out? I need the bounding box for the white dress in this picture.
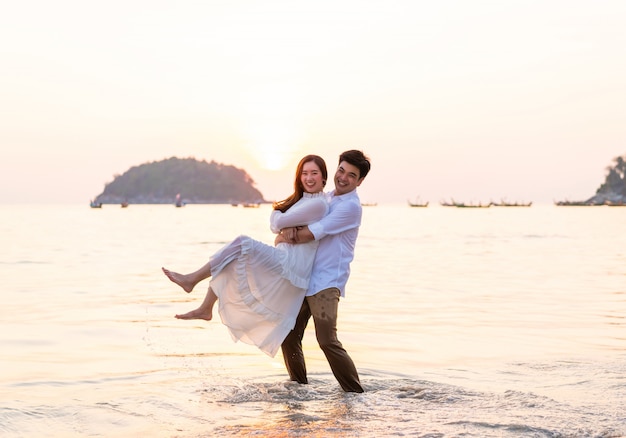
[208,192,329,357]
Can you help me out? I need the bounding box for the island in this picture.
[92,157,266,205]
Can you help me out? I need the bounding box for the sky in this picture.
[1,0,625,205]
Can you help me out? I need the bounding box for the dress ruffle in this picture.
[234,237,286,324]
[207,193,328,357]
[210,237,317,357]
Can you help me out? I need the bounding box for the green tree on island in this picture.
[93,157,266,205]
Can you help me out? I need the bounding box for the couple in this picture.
[162,150,371,393]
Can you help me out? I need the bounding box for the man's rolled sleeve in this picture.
[309,221,325,241]
[309,199,360,241]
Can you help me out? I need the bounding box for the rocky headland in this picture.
[584,154,626,205]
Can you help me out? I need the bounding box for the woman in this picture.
[162,154,329,357]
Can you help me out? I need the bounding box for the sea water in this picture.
[0,203,624,437]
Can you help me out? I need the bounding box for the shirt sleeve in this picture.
[270,198,329,233]
[309,198,361,240]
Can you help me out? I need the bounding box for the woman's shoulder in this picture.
[300,193,329,216]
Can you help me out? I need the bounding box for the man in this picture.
[276,149,371,393]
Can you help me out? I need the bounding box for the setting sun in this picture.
[237,84,306,171]
[244,122,296,171]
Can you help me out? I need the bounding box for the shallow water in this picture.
[1,203,625,437]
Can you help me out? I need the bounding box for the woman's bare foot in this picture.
[162,267,196,293]
[175,307,213,321]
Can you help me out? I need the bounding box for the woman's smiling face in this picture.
[300,160,325,194]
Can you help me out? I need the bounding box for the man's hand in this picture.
[275,226,298,245]
[275,232,288,245]
[275,226,311,246]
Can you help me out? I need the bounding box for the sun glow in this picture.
[238,85,306,171]
[246,124,294,171]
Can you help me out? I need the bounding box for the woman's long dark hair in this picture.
[272,155,327,212]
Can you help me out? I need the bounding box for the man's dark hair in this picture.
[339,150,371,179]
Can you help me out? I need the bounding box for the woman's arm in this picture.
[270,197,328,233]
[277,199,359,245]
[275,225,314,245]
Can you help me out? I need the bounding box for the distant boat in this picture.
[605,200,626,206]
[232,202,261,208]
[408,198,428,207]
[89,200,102,208]
[121,201,129,208]
[439,199,490,208]
[554,199,602,206]
[439,199,457,207]
[491,199,532,207]
[175,193,184,207]
[455,201,492,208]
[361,202,378,207]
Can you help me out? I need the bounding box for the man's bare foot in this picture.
[162,267,195,293]
[175,308,213,321]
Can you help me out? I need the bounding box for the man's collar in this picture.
[330,189,358,199]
